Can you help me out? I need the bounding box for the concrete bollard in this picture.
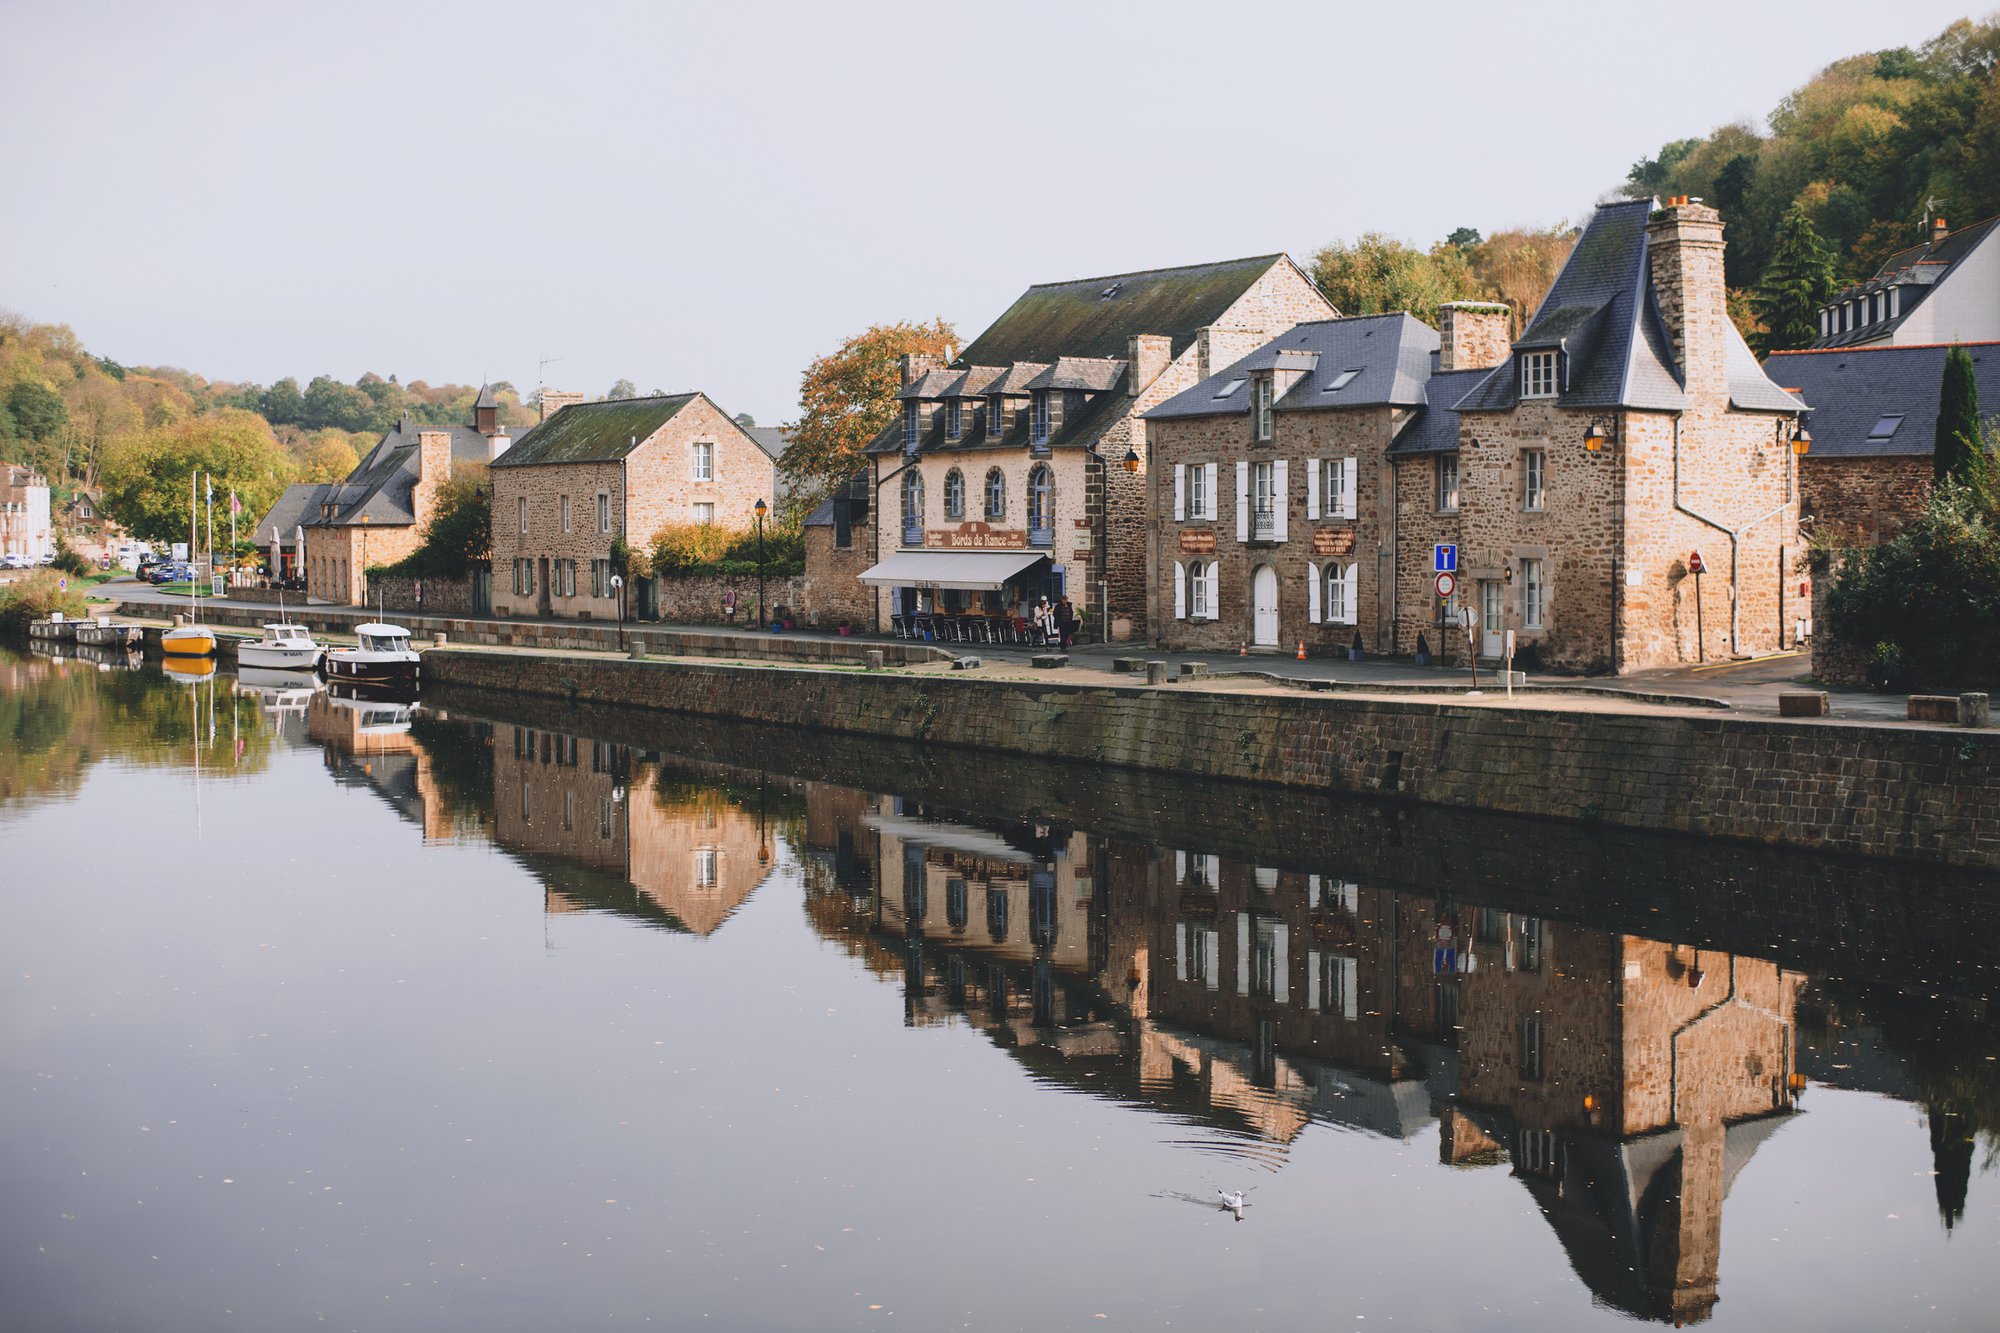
[1960,692,1990,728]
[629,645,647,660]
[1778,691,1830,717]
[1180,662,1209,679]
[865,649,885,671]
[433,632,448,647]
[1908,694,1961,724]
[173,613,185,627]
[1111,657,1144,673]
[1145,660,1170,686]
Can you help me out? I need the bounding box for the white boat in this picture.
[325,622,421,688]
[237,622,326,671]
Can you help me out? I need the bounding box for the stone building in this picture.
[488,391,778,621]
[1765,340,2000,545]
[1,465,52,562]
[1808,213,2000,349]
[800,473,874,630]
[280,387,513,605]
[852,255,1334,640]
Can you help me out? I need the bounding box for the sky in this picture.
[0,0,1983,425]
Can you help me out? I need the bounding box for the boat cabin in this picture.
[353,623,415,655]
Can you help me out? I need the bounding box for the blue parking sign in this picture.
[1433,544,1457,573]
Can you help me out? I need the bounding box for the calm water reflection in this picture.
[2,645,1996,1330]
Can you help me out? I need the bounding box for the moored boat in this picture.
[237,622,326,671]
[325,622,421,688]
[161,623,217,657]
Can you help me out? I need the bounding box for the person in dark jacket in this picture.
[1057,595,1076,650]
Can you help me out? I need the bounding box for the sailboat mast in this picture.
[190,471,198,622]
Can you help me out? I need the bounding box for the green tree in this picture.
[8,381,69,439]
[378,468,489,578]
[302,376,374,432]
[1754,202,1841,352]
[1308,233,1482,323]
[261,377,305,424]
[1935,344,1984,490]
[733,411,757,428]
[606,378,637,400]
[781,317,957,510]
[98,411,296,544]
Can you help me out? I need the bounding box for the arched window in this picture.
[985,468,1006,520]
[902,470,923,523]
[1028,463,1053,543]
[1187,559,1210,619]
[943,468,965,519]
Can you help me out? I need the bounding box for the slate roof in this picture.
[1810,214,2000,349]
[307,415,493,527]
[254,482,337,541]
[474,382,499,409]
[1388,365,1494,455]
[1763,341,2000,458]
[1456,198,1799,415]
[492,394,698,467]
[745,426,789,461]
[802,498,836,528]
[955,254,1295,366]
[1027,357,1126,392]
[1147,314,1440,421]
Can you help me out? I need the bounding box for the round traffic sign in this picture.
[58,577,67,591]
[1435,571,1455,599]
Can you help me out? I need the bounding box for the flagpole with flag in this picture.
[230,488,239,560]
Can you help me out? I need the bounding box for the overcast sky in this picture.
[0,1,1980,424]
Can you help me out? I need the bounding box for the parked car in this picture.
[2,553,29,569]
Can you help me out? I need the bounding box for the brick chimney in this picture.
[415,429,453,484]
[1645,199,1729,400]
[1437,303,1513,372]
[899,352,945,388]
[1127,334,1172,396]
[1933,216,1950,244]
[539,389,585,423]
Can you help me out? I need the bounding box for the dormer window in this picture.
[1521,351,1558,399]
[903,401,919,452]
[947,400,962,440]
[1252,376,1274,442]
[989,395,1006,436]
[1033,391,1051,444]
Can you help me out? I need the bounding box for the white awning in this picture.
[856,549,1049,591]
[863,813,1035,863]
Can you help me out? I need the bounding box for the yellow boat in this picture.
[161,653,215,684]
[161,624,216,657]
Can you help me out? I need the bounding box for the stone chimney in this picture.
[1127,334,1172,396]
[1645,199,1729,401]
[416,429,453,484]
[1437,302,1513,372]
[899,352,945,388]
[1933,216,1950,244]
[539,389,585,423]
[488,431,512,462]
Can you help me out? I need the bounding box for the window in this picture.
[1522,558,1544,629]
[947,400,962,439]
[1514,915,1545,972]
[517,495,527,534]
[1520,1014,1546,1080]
[513,558,534,596]
[563,789,575,832]
[1188,462,1208,519]
[1253,376,1274,441]
[1319,952,1359,1019]
[1521,351,1558,399]
[560,495,571,533]
[1033,392,1051,443]
[902,471,923,537]
[591,558,611,597]
[693,501,714,525]
[1028,464,1053,540]
[984,468,1006,520]
[1322,457,1356,520]
[695,848,719,888]
[1189,560,1210,618]
[943,468,965,519]
[599,798,613,840]
[1322,368,1362,393]
[1213,377,1248,400]
[1522,449,1546,512]
[692,441,714,481]
[554,558,576,597]
[597,493,611,534]
[989,395,1006,436]
[1324,563,1356,625]
[1866,414,1905,442]
[1249,916,1282,1000]
[1437,454,1459,512]
[1251,460,1275,539]
[902,402,919,452]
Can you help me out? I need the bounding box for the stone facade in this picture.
[369,570,481,617]
[1800,455,1931,545]
[489,393,776,621]
[801,522,875,629]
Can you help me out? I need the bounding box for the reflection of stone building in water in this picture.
[491,725,778,934]
[308,692,475,843]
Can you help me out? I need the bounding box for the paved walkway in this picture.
[89,577,1935,727]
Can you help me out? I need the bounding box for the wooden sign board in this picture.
[1177,529,1217,555]
[925,524,1027,550]
[1313,527,1356,556]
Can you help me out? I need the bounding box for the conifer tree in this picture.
[1753,202,1840,353]
[1934,343,1985,492]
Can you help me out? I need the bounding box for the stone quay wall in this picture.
[425,650,2000,870]
[369,573,481,617]
[649,572,815,628]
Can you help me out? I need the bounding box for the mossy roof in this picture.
[493,394,697,466]
[955,255,1287,366]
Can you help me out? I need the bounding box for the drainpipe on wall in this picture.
[1671,416,1792,656]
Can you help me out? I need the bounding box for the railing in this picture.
[1251,512,1276,541]
[1028,526,1054,549]
[902,521,923,547]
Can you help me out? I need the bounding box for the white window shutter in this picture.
[1235,913,1250,996]
[1307,562,1321,624]
[1305,459,1320,520]
[1271,924,1289,1004]
[1235,461,1250,542]
[1175,923,1188,981]
[1203,930,1220,991]
[1204,564,1219,620]
[1173,465,1186,521]
[1204,463,1218,519]
[1344,562,1359,624]
[1307,949,1322,1011]
[1273,460,1289,541]
[1341,456,1358,519]
[1174,560,1186,620]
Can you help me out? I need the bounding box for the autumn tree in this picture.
[1309,234,1481,323]
[781,318,956,510]
[1465,227,1575,333]
[299,435,361,482]
[99,410,296,544]
[1754,202,1841,352]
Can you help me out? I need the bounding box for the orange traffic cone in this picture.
[1239,640,1247,656]
[1297,640,1307,660]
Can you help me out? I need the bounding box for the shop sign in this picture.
[1177,529,1216,555]
[925,523,1027,550]
[1313,528,1356,556]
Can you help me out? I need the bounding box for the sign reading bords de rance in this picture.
[924,524,1028,550]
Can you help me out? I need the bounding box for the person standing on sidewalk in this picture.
[1057,595,1076,650]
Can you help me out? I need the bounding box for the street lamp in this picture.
[753,498,768,631]
[1121,446,1140,473]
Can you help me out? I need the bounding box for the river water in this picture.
[2,646,1996,1331]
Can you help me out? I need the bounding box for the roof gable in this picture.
[1147,313,1439,422]
[1764,341,2000,457]
[493,394,699,466]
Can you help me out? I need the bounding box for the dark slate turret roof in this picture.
[1810,214,2000,349]
[493,394,698,466]
[1764,341,2000,457]
[1147,314,1439,421]
[955,254,1297,365]
[474,382,500,409]
[1388,365,1494,455]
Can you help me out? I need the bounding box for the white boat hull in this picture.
[238,643,325,671]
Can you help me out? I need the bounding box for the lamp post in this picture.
[753,498,768,630]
